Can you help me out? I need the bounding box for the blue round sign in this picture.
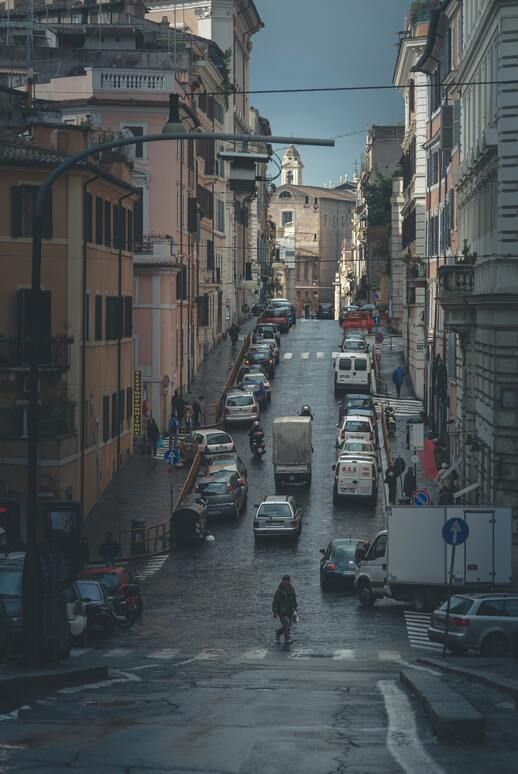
[411,488,431,507]
[442,518,469,546]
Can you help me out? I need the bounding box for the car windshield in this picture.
[208,454,237,467]
[243,378,262,387]
[439,596,473,615]
[333,544,358,561]
[346,399,370,410]
[206,433,232,445]
[345,421,371,433]
[227,395,254,407]
[198,481,229,495]
[77,582,104,602]
[0,568,22,598]
[89,573,120,594]
[343,340,365,351]
[344,442,372,452]
[257,503,292,518]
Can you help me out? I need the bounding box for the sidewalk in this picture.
[84,320,256,561]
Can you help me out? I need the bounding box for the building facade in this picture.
[0,122,136,541]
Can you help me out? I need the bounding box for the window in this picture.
[354,359,367,371]
[84,292,90,341]
[197,138,216,176]
[279,191,292,199]
[245,262,253,281]
[369,534,387,560]
[124,125,144,159]
[305,196,309,204]
[127,210,133,251]
[281,211,293,226]
[85,192,93,242]
[477,599,507,617]
[95,196,104,245]
[113,204,120,249]
[197,184,214,220]
[106,296,122,340]
[286,171,293,184]
[134,187,144,246]
[95,295,103,341]
[177,267,188,300]
[505,599,518,617]
[123,296,132,338]
[102,395,110,442]
[11,185,52,238]
[111,392,118,438]
[120,208,127,251]
[324,214,328,227]
[198,295,209,326]
[339,358,352,371]
[118,389,125,431]
[207,239,214,270]
[216,198,225,233]
[104,200,111,247]
[408,78,415,113]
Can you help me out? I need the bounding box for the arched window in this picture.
[279,190,292,199]
[286,171,294,184]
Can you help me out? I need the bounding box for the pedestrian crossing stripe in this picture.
[404,612,442,651]
[301,352,310,359]
[316,352,325,359]
[283,352,293,360]
[70,647,405,662]
[133,554,168,582]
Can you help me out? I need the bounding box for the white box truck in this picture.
[272,417,312,489]
[354,506,512,611]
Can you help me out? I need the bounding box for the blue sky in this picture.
[250,0,410,186]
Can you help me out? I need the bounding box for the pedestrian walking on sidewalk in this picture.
[184,401,193,433]
[146,416,160,457]
[198,396,206,426]
[170,389,180,418]
[392,366,405,398]
[403,468,417,499]
[99,532,121,566]
[272,574,298,645]
[384,463,398,505]
[175,394,186,432]
[192,397,201,429]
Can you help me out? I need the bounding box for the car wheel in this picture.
[480,632,509,657]
[357,582,376,607]
[333,487,340,504]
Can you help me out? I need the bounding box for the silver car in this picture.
[253,496,302,539]
[428,593,518,656]
[224,389,259,425]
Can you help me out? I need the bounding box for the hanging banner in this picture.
[133,370,142,437]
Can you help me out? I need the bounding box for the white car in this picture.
[336,414,375,447]
[180,429,235,459]
[337,439,377,459]
[253,496,302,539]
[224,389,259,425]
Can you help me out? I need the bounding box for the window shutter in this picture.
[124,296,133,338]
[85,192,93,243]
[11,186,23,237]
[104,200,111,247]
[41,189,53,239]
[187,197,198,233]
[440,105,453,150]
[111,392,118,438]
[207,239,214,270]
[95,196,104,244]
[102,395,110,442]
[127,210,133,251]
[113,204,119,249]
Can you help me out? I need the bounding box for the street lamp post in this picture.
[23,101,334,664]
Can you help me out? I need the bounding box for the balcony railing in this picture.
[133,236,177,264]
[0,337,72,370]
[92,69,176,92]
[438,265,475,294]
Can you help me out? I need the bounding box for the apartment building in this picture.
[0,121,136,541]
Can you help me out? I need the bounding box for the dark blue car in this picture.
[319,538,369,591]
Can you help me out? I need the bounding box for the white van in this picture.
[332,454,378,504]
[336,415,376,447]
[334,353,371,395]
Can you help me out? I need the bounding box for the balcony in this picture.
[437,264,475,331]
[0,337,72,371]
[91,68,176,93]
[133,236,180,268]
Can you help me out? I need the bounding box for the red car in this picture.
[341,312,374,332]
[79,566,143,617]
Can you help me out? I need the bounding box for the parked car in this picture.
[337,439,377,459]
[253,495,302,539]
[336,414,376,447]
[179,430,235,460]
[237,363,268,383]
[332,454,378,504]
[339,305,359,324]
[319,538,370,591]
[196,471,247,520]
[224,389,260,425]
[239,375,268,408]
[338,394,376,422]
[317,303,334,320]
[244,348,275,378]
[428,593,518,656]
[260,307,290,333]
[251,338,280,364]
[74,580,115,638]
[254,323,281,346]
[341,337,368,353]
[341,311,374,332]
[333,353,372,395]
[79,565,143,618]
[203,452,248,481]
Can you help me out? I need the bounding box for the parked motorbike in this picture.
[384,405,397,438]
[250,435,266,459]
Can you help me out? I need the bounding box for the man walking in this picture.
[99,532,120,566]
[384,463,398,505]
[392,365,405,398]
[272,574,298,646]
[191,397,201,429]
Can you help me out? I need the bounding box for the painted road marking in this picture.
[404,612,442,651]
[289,648,313,659]
[69,648,92,658]
[332,649,355,660]
[283,352,293,360]
[378,680,444,774]
[316,352,325,358]
[241,649,268,660]
[147,649,180,660]
[377,651,402,662]
[301,352,310,359]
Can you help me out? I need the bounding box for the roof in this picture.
[276,183,355,202]
[262,496,290,502]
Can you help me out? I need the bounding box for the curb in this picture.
[417,657,518,706]
[0,664,108,713]
[400,668,484,742]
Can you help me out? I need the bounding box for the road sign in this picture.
[442,517,469,546]
[410,454,419,464]
[375,331,384,344]
[164,448,180,465]
[408,422,424,450]
[373,292,380,301]
[412,488,431,507]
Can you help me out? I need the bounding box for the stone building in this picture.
[269,147,355,317]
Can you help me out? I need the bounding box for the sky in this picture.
[250,0,411,186]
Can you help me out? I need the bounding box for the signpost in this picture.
[411,488,431,507]
[441,517,470,657]
[133,370,142,437]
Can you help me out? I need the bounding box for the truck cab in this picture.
[354,530,387,606]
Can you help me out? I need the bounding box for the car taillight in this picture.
[450,617,470,627]
[326,562,336,571]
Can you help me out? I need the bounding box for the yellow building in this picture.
[0,123,137,543]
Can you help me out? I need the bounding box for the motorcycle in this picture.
[384,406,397,438]
[250,435,266,459]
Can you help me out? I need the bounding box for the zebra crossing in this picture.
[133,553,169,582]
[374,397,424,417]
[282,351,342,361]
[69,645,405,663]
[404,611,442,652]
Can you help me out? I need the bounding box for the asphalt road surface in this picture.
[3,321,515,773]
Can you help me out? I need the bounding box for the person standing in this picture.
[184,401,193,433]
[170,389,180,419]
[146,415,160,457]
[99,532,120,566]
[272,574,298,645]
[384,463,398,505]
[403,467,417,500]
[175,393,186,432]
[191,397,201,429]
[392,365,405,398]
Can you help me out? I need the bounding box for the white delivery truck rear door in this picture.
[446,507,512,586]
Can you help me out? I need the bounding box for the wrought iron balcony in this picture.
[0,337,72,370]
[437,264,475,331]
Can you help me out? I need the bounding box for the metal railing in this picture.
[0,337,72,370]
[438,264,474,294]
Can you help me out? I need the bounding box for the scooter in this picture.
[385,406,397,438]
[250,436,266,459]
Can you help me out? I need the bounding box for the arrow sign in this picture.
[442,517,469,546]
